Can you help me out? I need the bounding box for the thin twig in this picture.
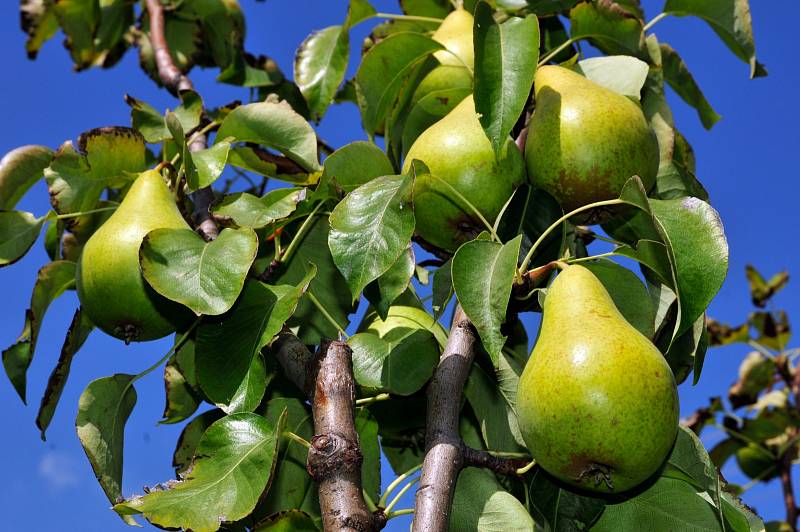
[462,446,530,477]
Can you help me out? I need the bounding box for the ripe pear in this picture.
[76,170,193,342]
[402,95,526,251]
[517,265,678,493]
[432,8,474,69]
[525,66,659,213]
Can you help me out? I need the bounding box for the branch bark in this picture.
[144,0,218,240]
[272,333,383,531]
[461,447,529,477]
[413,304,478,532]
[780,450,798,531]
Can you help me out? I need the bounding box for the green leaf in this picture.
[432,258,454,320]
[526,0,582,15]
[347,0,377,27]
[364,245,416,320]
[663,427,722,513]
[663,0,765,78]
[449,468,533,531]
[529,468,606,531]
[719,491,765,531]
[35,307,93,439]
[582,259,655,338]
[355,32,444,134]
[295,25,350,122]
[745,264,789,308]
[464,362,526,452]
[52,0,99,70]
[160,337,201,425]
[572,55,649,99]
[318,141,395,195]
[254,510,319,531]
[213,188,306,229]
[498,185,565,273]
[226,146,318,185]
[188,141,230,191]
[660,44,721,129]
[76,374,138,526]
[21,0,59,59]
[225,353,270,415]
[569,2,645,58]
[216,100,321,172]
[473,4,539,153]
[452,236,522,364]
[0,211,47,267]
[592,477,723,531]
[3,260,76,402]
[401,0,451,17]
[126,90,203,143]
[329,174,415,299]
[140,227,258,316]
[355,408,381,502]
[196,270,315,408]
[0,145,53,210]
[115,412,285,532]
[173,409,226,477]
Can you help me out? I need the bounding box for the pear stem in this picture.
[519,198,625,274]
[564,251,619,265]
[380,464,423,507]
[131,319,201,386]
[515,460,537,476]
[282,431,311,449]
[386,508,415,519]
[538,37,578,67]
[355,393,391,407]
[385,476,420,514]
[643,12,670,32]
[307,291,348,338]
[54,206,118,220]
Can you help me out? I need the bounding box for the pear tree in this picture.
[0,0,782,530]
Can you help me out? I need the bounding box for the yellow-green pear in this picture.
[525,66,659,212]
[432,8,474,69]
[76,170,193,342]
[517,265,678,493]
[402,95,526,251]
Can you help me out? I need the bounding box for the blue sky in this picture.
[1,1,798,530]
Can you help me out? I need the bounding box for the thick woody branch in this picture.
[413,305,478,532]
[779,451,798,531]
[271,329,313,391]
[144,0,218,240]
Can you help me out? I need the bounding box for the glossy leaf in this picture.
[464,362,526,452]
[0,211,47,267]
[364,246,416,320]
[3,260,76,402]
[450,468,534,531]
[187,141,230,191]
[431,258,454,320]
[140,227,259,316]
[0,145,53,210]
[76,374,138,526]
[253,510,319,531]
[35,307,93,439]
[318,141,394,195]
[473,3,539,153]
[529,468,606,531]
[355,408,381,502]
[572,55,649,99]
[225,353,270,414]
[115,412,285,532]
[213,188,306,229]
[127,91,203,143]
[329,174,415,299]
[173,409,226,477]
[660,44,721,130]
[295,25,349,122]
[569,2,645,58]
[583,259,655,338]
[196,269,315,408]
[355,32,443,134]
[216,100,321,172]
[160,337,201,425]
[452,236,522,364]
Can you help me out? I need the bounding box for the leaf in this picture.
[452,236,522,364]
[52,0,99,70]
[216,100,321,172]
[161,337,202,425]
[126,90,203,143]
[355,32,444,134]
[529,468,606,531]
[526,0,582,15]
[0,211,48,267]
[591,477,723,531]
[719,491,765,531]
[569,2,645,58]
[582,259,655,338]
[115,412,285,532]
[173,409,226,477]
[355,408,381,502]
[188,141,230,191]
[663,427,720,504]
[3,260,76,402]
[225,353,270,415]
[0,145,53,209]
[727,351,776,409]
[76,374,138,526]
[35,308,93,439]
[318,141,394,195]
[329,174,415,299]
[195,270,315,407]
[295,25,350,121]
[254,510,319,531]
[213,188,307,229]
[572,55,649,99]
[464,362,526,452]
[140,227,258,316]
[20,0,59,59]
[364,246,416,320]
[226,147,318,185]
[745,264,789,308]
[473,4,539,153]
[449,468,534,531]
[432,258,454,320]
[498,185,564,273]
[660,44,721,129]
[663,0,765,78]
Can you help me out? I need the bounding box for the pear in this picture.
[402,95,526,251]
[525,66,659,213]
[432,8,474,69]
[516,265,678,493]
[76,170,193,342]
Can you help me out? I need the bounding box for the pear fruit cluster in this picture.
[516,265,679,493]
[525,66,660,212]
[76,170,192,342]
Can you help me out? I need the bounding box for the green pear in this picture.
[432,8,474,69]
[517,264,678,493]
[76,170,193,342]
[525,66,659,213]
[735,444,778,481]
[402,95,526,251]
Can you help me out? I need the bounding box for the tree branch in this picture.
[413,305,477,531]
[144,0,219,240]
[779,450,798,531]
[461,447,529,477]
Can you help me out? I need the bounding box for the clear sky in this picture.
[1,1,797,531]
